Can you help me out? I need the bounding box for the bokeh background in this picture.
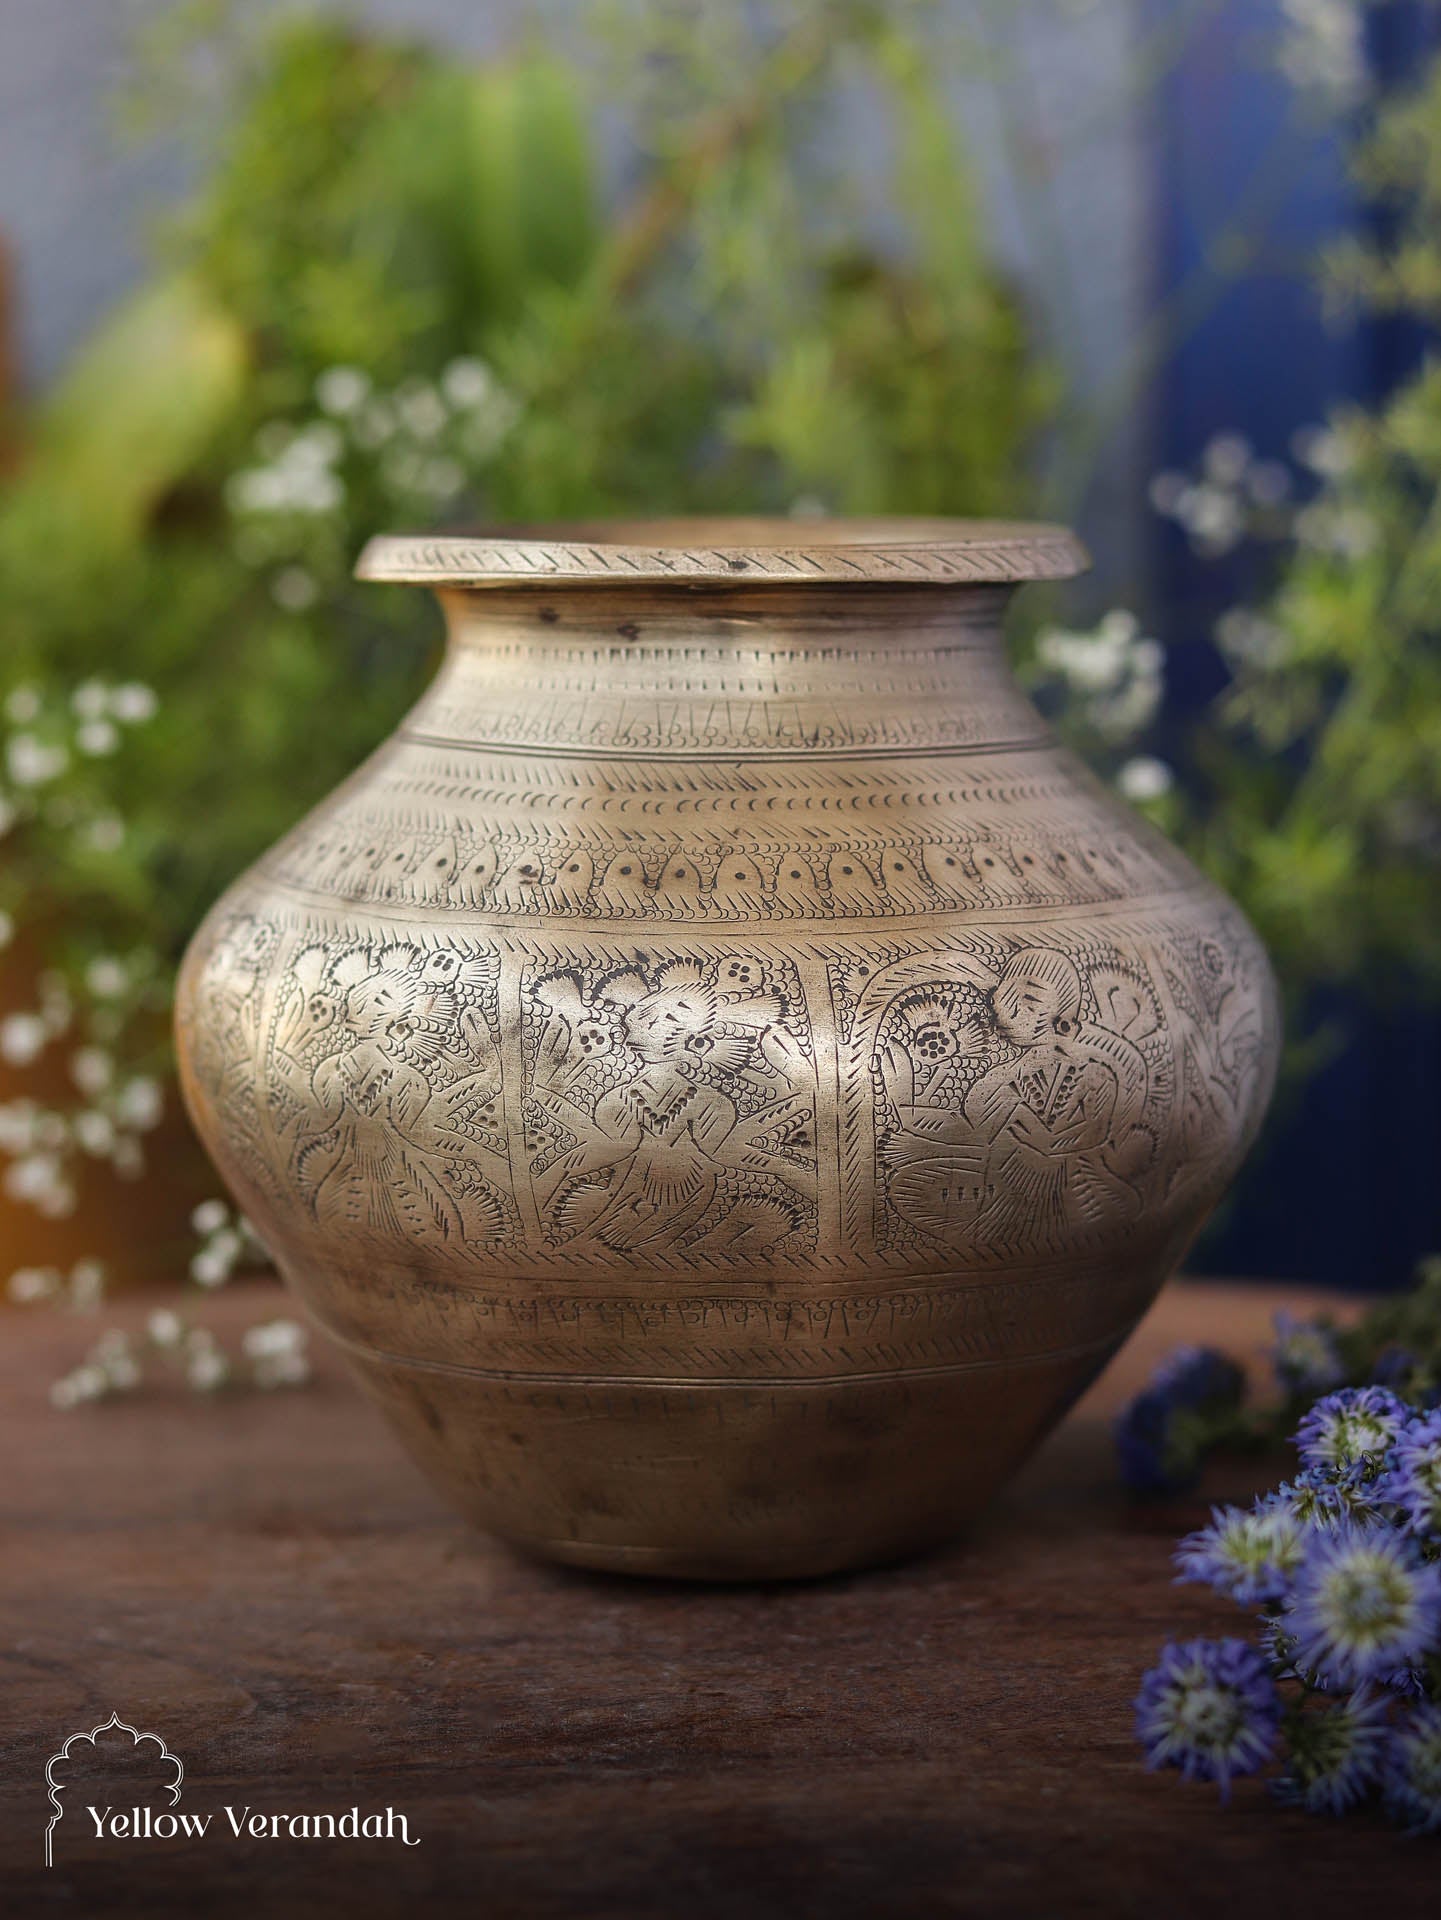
[1,0,1438,1322]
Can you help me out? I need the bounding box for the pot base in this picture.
[339,1327,1130,1581]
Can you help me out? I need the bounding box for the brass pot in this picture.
[176,519,1278,1579]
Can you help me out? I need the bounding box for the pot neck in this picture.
[406,582,1043,760]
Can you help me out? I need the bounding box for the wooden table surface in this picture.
[3,1278,1430,1917]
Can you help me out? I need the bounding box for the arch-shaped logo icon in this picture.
[45,1712,184,1867]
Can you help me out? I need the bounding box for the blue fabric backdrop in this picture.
[1148,0,1441,1288]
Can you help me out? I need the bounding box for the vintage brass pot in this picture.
[176,519,1278,1579]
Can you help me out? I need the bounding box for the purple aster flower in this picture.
[1135,1637,1281,1798]
[1284,1521,1441,1688]
[1274,1687,1391,1816]
[1114,1347,1244,1495]
[1115,1387,1191,1495]
[1154,1345,1246,1410]
[1270,1466,1391,1530]
[1270,1312,1345,1397]
[1294,1387,1410,1479]
[1383,1701,1441,1834]
[1379,1407,1441,1541]
[1175,1499,1307,1606]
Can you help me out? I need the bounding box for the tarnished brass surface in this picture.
[175,519,1278,1579]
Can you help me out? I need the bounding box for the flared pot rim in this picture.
[356,517,1090,589]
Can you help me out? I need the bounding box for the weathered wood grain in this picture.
[2,1280,1427,1917]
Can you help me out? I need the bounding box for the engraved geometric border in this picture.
[357,521,1090,589]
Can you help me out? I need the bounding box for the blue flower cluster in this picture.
[1114,1345,1246,1495]
[1136,1387,1441,1830]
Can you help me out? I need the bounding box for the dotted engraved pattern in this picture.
[260,748,1184,924]
[357,526,1088,587]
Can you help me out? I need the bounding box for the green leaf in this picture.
[376,54,599,336]
[15,274,247,548]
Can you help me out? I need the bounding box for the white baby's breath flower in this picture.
[101,1351,142,1392]
[115,1077,163,1131]
[440,357,494,409]
[253,1349,312,1389]
[1278,0,1369,110]
[190,1248,231,1288]
[111,1135,144,1179]
[1217,608,1288,668]
[1292,422,1357,476]
[147,1308,184,1347]
[8,1265,62,1303]
[1118,756,1176,803]
[186,1344,230,1392]
[191,1198,230,1236]
[69,1259,106,1309]
[6,734,67,787]
[242,1318,306,1359]
[351,400,397,450]
[1183,484,1246,555]
[0,1011,47,1065]
[39,974,71,1035]
[1247,460,1292,507]
[0,1099,40,1152]
[109,682,158,724]
[70,1047,113,1097]
[71,679,110,721]
[271,565,319,612]
[289,422,343,469]
[73,1110,116,1156]
[76,719,119,756]
[419,457,464,499]
[84,814,126,853]
[316,365,371,416]
[1203,433,1252,486]
[5,685,42,724]
[91,1330,141,1390]
[85,956,128,999]
[396,381,447,441]
[51,1366,109,1409]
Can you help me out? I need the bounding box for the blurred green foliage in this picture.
[4,3,1440,1265]
[0,7,1047,975]
[1182,61,1441,1000]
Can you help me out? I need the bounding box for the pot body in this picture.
[176,524,1278,1579]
